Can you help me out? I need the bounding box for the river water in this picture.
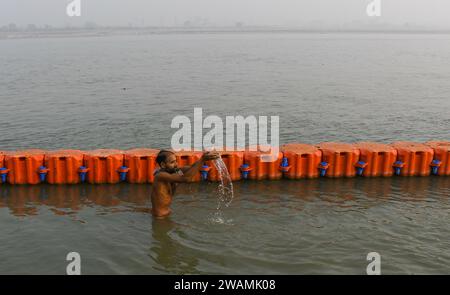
[0,31,449,274]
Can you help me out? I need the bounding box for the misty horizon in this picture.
[1,0,450,30]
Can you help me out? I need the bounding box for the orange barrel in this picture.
[281,143,322,179]
[425,141,450,176]
[84,149,125,184]
[173,150,203,182]
[391,142,434,176]
[44,150,85,184]
[4,150,46,184]
[354,142,398,177]
[243,146,283,180]
[124,148,159,183]
[207,151,244,181]
[316,142,360,178]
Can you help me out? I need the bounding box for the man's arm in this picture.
[180,166,191,174]
[156,151,219,183]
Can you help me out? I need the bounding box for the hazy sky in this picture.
[1,0,449,28]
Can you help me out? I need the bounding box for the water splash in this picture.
[213,158,234,210]
[208,210,234,225]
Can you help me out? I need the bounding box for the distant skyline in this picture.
[1,0,450,30]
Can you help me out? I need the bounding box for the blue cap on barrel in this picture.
[200,165,210,180]
[240,164,250,179]
[319,162,328,177]
[119,166,128,182]
[431,159,442,175]
[79,166,87,183]
[0,167,8,183]
[38,166,48,182]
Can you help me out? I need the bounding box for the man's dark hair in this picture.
[156,150,175,166]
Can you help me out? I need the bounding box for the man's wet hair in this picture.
[156,150,175,166]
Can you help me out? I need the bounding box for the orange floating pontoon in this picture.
[355,142,398,177]
[207,151,244,181]
[45,150,85,184]
[84,149,125,184]
[281,143,322,179]
[391,142,434,176]
[426,141,450,176]
[124,148,159,183]
[4,150,46,184]
[316,142,360,177]
[243,146,283,180]
[0,142,448,185]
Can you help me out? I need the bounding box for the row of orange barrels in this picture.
[0,141,449,185]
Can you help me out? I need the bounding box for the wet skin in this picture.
[151,151,220,218]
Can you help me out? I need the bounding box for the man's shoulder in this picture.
[155,171,180,184]
[155,171,171,179]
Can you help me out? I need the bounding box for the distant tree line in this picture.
[0,22,101,32]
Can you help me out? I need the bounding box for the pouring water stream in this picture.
[212,158,234,210]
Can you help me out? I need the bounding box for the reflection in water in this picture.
[0,184,152,217]
[0,177,448,217]
[150,218,199,274]
[0,177,449,274]
[227,176,449,214]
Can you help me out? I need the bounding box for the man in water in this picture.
[151,150,220,218]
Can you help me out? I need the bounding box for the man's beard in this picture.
[166,167,180,174]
